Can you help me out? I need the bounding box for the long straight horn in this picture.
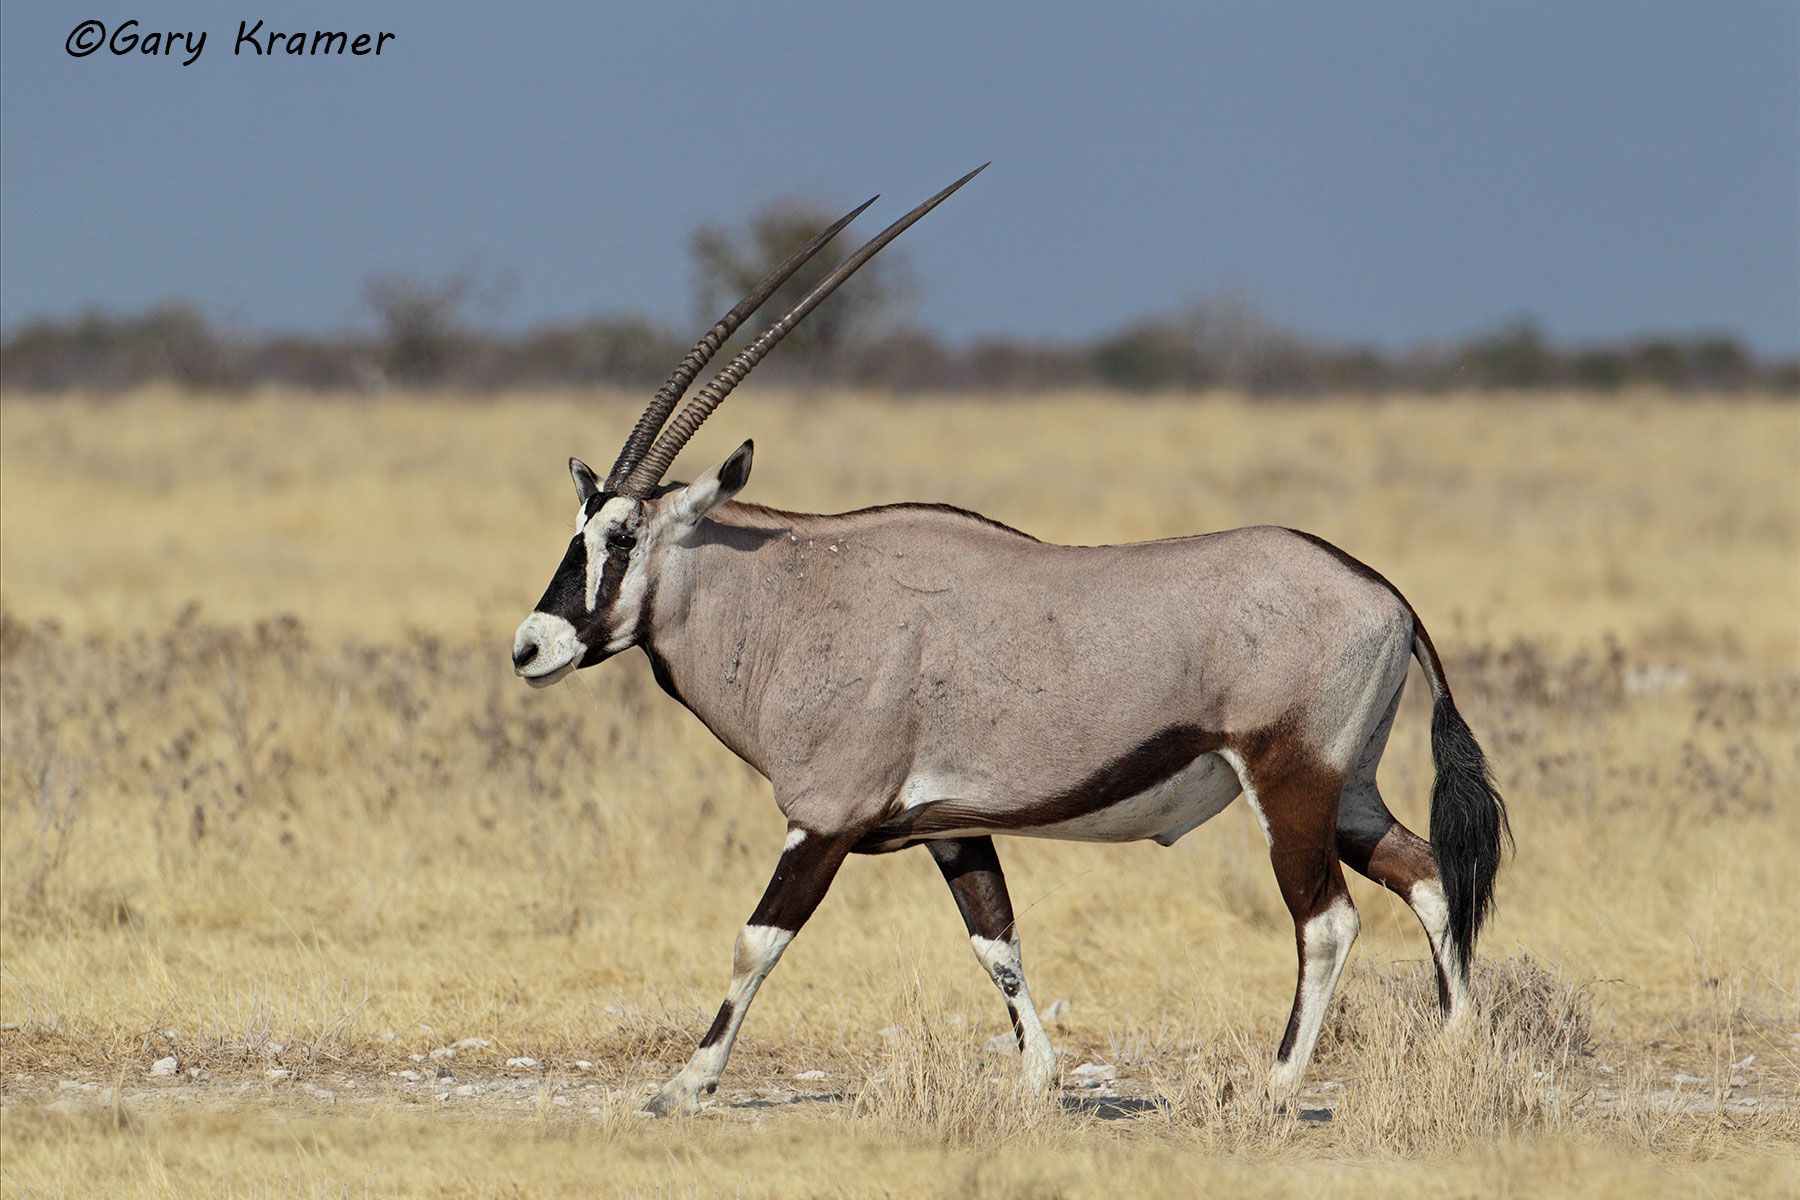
[602,195,879,494]
[620,164,988,496]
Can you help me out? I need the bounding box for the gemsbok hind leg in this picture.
[643,824,853,1116]
[1226,744,1359,1101]
[1333,685,1470,1024]
[927,837,1058,1094]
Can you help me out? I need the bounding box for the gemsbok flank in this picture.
[512,166,1511,1116]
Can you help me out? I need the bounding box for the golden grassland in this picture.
[1,387,1796,1198]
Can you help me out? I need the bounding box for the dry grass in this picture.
[1,387,1796,1197]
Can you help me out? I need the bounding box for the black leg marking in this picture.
[928,837,1017,943]
[749,833,852,932]
[697,1000,733,1049]
[1006,1000,1025,1052]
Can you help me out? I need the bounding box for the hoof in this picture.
[639,1092,689,1117]
[1019,1061,1059,1099]
[640,1075,712,1117]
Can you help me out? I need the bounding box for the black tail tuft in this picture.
[1428,695,1511,977]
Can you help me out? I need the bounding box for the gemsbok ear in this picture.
[668,440,754,532]
[569,458,601,506]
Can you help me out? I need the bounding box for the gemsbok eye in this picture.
[607,532,637,552]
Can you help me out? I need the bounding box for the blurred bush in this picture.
[3,211,1793,396]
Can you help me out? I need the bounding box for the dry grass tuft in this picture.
[1321,958,1594,1152]
[851,974,1063,1147]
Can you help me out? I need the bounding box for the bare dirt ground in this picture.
[9,1036,1791,1127]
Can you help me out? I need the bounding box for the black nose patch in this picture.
[513,642,539,669]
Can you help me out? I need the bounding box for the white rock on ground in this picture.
[265,1068,294,1083]
[506,1057,538,1069]
[983,1033,1015,1053]
[453,1038,492,1051]
[1069,1062,1117,1080]
[149,1057,178,1077]
[793,1069,827,1081]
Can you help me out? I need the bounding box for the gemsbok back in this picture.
[511,166,1511,1116]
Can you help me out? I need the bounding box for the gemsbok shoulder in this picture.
[512,166,1511,1116]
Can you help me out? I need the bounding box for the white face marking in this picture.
[512,612,586,687]
[583,519,604,612]
[579,495,636,613]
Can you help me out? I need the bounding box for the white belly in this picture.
[1020,751,1242,846]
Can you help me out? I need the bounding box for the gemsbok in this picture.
[512,167,1510,1116]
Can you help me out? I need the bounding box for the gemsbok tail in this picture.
[1410,623,1512,977]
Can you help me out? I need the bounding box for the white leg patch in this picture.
[649,924,794,1112]
[1408,879,1470,1023]
[783,827,807,852]
[1269,899,1359,1099]
[970,935,1057,1094]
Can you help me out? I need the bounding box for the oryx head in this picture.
[512,166,986,687]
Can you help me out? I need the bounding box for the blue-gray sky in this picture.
[3,2,1796,351]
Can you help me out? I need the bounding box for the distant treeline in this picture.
[4,297,1793,396]
[8,196,1796,396]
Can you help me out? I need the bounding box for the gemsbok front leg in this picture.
[927,838,1058,1094]
[643,824,854,1116]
